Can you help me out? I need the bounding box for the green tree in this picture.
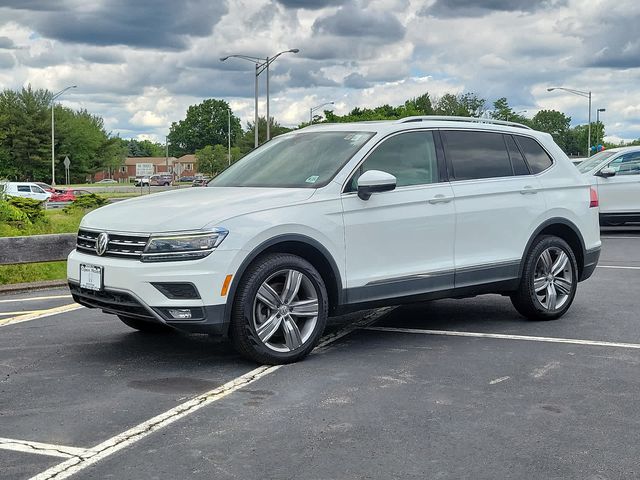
[0,86,52,180]
[195,144,228,176]
[168,99,242,156]
[407,93,434,115]
[238,117,292,154]
[490,97,514,121]
[0,85,123,182]
[124,139,165,157]
[433,92,485,117]
[55,107,113,182]
[532,110,571,151]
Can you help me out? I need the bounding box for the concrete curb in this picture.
[0,279,68,295]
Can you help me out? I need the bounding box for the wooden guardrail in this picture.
[0,233,76,265]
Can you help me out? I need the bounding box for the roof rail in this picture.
[395,115,532,130]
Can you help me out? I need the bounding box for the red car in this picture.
[50,189,92,202]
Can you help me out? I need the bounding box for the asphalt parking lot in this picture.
[1,227,639,479]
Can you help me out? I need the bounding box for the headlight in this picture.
[141,228,228,262]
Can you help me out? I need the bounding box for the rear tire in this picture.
[229,253,328,365]
[510,235,578,321]
[117,315,174,333]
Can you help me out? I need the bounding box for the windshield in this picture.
[209,131,375,188]
[577,150,617,173]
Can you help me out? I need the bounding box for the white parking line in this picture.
[0,438,88,459]
[0,303,83,327]
[0,295,72,304]
[364,326,640,350]
[29,308,392,480]
[597,265,640,270]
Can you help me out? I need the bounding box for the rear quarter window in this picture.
[515,136,554,174]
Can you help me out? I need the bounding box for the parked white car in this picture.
[577,146,640,225]
[3,182,52,202]
[67,117,601,364]
[134,176,150,187]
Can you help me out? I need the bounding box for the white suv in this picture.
[577,146,640,225]
[67,117,601,364]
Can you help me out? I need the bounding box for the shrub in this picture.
[0,200,31,227]
[7,196,45,224]
[63,193,108,212]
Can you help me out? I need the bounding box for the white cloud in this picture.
[0,0,638,142]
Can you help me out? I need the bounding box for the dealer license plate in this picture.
[80,264,103,291]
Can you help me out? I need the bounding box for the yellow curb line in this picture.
[0,303,83,327]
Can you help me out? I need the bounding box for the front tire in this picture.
[229,253,328,364]
[510,235,578,321]
[117,315,174,333]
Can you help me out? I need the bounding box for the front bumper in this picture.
[69,282,228,335]
[67,248,241,335]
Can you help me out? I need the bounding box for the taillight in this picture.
[589,186,599,208]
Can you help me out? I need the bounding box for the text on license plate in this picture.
[80,264,103,291]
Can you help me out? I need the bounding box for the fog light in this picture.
[168,308,192,319]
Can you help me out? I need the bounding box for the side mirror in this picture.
[597,167,616,178]
[357,170,397,200]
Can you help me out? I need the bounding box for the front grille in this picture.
[69,283,155,320]
[76,229,149,260]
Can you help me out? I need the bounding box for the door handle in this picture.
[428,194,453,204]
[519,186,538,194]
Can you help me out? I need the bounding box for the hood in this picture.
[80,187,315,233]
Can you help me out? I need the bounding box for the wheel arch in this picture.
[223,235,344,330]
[520,218,586,279]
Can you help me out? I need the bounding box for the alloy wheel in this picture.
[533,247,574,311]
[252,269,320,353]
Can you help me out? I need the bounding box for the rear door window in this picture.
[17,185,30,192]
[441,130,513,180]
[515,136,553,174]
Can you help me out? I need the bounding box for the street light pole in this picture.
[254,62,259,148]
[50,85,77,186]
[596,108,606,146]
[547,87,592,157]
[310,101,334,124]
[266,56,270,142]
[220,49,299,147]
[228,108,232,166]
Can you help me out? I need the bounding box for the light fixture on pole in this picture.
[506,109,527,121]
[220,49,299,148]
[310,101,334,124]
[547,87,592,157]
[51,85,77,186]
[596,108,606,146]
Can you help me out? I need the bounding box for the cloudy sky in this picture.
[0,0,639,143]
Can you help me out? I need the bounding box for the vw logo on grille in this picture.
[95,232,109,256]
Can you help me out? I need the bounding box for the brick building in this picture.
[94,155,199,182]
